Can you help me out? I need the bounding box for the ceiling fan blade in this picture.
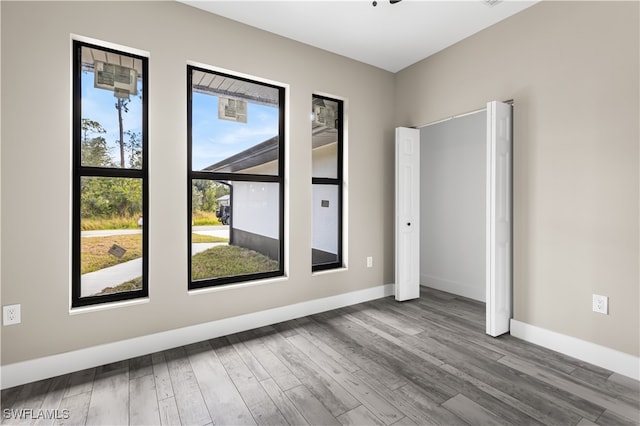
[390,0,402,3]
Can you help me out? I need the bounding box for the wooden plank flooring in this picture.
[2,287,639,425]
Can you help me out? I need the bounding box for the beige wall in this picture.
[0,1,396,365]
[2,0,638,368]
[396,1,639,356]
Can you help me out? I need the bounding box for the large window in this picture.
[72,41,148,306]
[188,66,285,289]
[312,95,343,271]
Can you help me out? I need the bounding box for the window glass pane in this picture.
[312,97,339,179]
[312,184,339,266]
[191,181,281,281]
[80,46,144,169]
[191,69,280,175]
[80,176,143,297]
[312,142,338,179]
[191,180,231,225]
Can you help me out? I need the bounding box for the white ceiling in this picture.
[178,0,539,73]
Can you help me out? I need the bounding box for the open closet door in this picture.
[486,101,513,336]
[395,127,420,301]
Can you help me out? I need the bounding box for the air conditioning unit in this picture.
[313,104,336,129]
[94,61,137,99]
[219,97,248,123]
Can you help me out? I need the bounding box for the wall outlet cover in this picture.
[3,304,21,325]
[592,294,608,315]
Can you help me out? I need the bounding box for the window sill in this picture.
[69,297,150,315]
[188,275,289,296]
[312,266,348,277]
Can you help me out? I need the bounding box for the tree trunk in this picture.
[117,98,125,168]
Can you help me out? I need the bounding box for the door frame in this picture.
[396,101,513,336]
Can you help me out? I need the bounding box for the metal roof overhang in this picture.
[191,69,279,107]
[80,48,336,172]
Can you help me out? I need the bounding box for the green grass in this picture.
[96,277,142,295]
[192,233,228,243]
[81,234,142,274]
[82,233,227,273]
[192,210,221,226]
[93,244,276,292]
[82,209,223,230]
[81,216,140,231]
[191,245,278,280]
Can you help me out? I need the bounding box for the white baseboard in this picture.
[510,319,640,381]
[421,275,485,302]
[1,284,395,389]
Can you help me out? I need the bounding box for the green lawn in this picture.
[81,234,142,274]
[85,235,272,294]
[191,245,278,280]
[192,233,227,244]
[96,277,142,295]
[81,216,140,231]
[192,210,222,226]
[82,233,228,274]
[81,211,223,230]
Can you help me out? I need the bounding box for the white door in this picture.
[486,101,512,336]
[395,127,420,301]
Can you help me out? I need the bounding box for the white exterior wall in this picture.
[233,143,339,248]
[312,142,339,255]
[232,181,279,239]
[231,160,279,239]
[312,185,339,254]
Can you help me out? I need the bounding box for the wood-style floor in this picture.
[2,287,639,425]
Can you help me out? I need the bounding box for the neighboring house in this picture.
[205,118,341,264]
[217,194,230,207]
[205,136,280,260]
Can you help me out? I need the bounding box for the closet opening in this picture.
[395,101,513,336]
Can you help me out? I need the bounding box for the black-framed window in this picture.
[312,95,343,271]
[72,40,148,307]
[188,66,285,289]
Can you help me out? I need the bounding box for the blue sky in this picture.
[81,72,279,171]
[81,70,143,161]
[191,92,279,171]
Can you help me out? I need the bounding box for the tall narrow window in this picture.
[188,66,285,289]
[72,41,148,307]
[312,95,343,271]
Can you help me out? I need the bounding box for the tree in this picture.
[115,98,130,168]
[82,136,112,167]
[81,118,112,167]
[192,181,230,213]
[80,177,142,219]
[80,117,142,219]
[124,130,142,168]
[81,118,106,142]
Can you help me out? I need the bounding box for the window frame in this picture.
[71,40,149,307]
[187,65,286,290]
[312,94,344,272]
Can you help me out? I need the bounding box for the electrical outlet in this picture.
[367,256,373,268]
[3,304,21,326]
[592,294,608,315]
